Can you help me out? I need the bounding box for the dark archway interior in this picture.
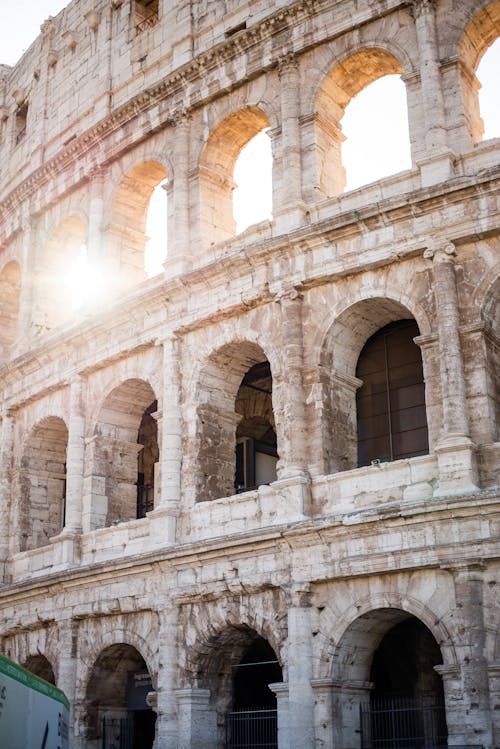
[137,399,158,517]
[232,637,282,710]
[23,654,56,685]
[367,618,447,748]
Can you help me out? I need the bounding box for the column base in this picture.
[273,201,308,234]
[271,472,312,518]
[163,255,191,280]
[417,148,456,187]
[50,530,81,568]
[433,435,478,497]
[147,506,179,544]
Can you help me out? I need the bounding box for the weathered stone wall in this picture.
[0,0,498,747]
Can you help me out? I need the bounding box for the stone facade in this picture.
[0,0,499,747]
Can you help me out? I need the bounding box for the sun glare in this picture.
[233,130,273,234]
[341,75,412,191]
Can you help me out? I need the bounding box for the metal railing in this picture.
[101,717,134,749]
[226,708,278,748]
[360,696,448,749]
[137,483,154,518]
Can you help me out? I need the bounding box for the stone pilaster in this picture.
[86,168,106,306]
[154,605,179,748]
[0,411,14,581]
[56,619,78,739]
[413,0,455,184]
[332,680,373,749]
[175,687,217,749]
[268,681,290,749]
[166,110,191,276]
[443,565,493,748]
[64,377,86,535]
[284,583,315,749]
[311,679,335,749]
[275,54,305,230]
[16,216,38,345]
[424,241,478,494]
[148,335,182,543]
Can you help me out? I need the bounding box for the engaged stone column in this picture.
[413,0,454,183]
[175,688,217,749]
[64,377,86,535]
[311,679,335,749]
[445,565,493,748]
[273,283,311,515]
[166,110,191,276]
[285,583,315,749]
[0,411,14,581]
[57,619,78,740]
[424,241,478,494]
[154,605,179,748]
[268,682,290,749]
[276,54,305,229]
[16,216,38,346]
[148,335,182,543]
[86,169,105,301]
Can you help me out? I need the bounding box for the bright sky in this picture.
[1,2,69,66]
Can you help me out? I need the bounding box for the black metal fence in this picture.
[136,483,154,518]
[101,717,134,749]
[360,696,448,749]
[226,708,278,748]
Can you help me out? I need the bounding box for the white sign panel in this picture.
[0,654,69,749]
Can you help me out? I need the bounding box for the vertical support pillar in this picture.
[311,679,335,749]
[443,565,493,747]
[424,241,478,494]
[166,110,191,277]
[412,0,455,184]
[285,583,315,749]
[148,335,182,543]
[16,216,38,347]
[64,377,86,535]
[269,682,290,749]
[0,411,14,582]
[175,688,217,749]
[275,54,305,231]
[272,282,311,515]
[154,604,179,748]
[57,619,78,742]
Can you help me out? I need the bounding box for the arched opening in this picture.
[341,75,411,191]
[333,609,448,749]
[227,638,282,749]
[477,37,500,141]
[20,416,68,551]
[23,654,56,685]
[320,299,430,475]
[199,107,271,247]
[195,343,277,501]
[84,643,156,749]
[458,1,500,145]
[365,619,447,749]
[233,130,273,233]
[108,161,168,289]
[315,49,409,198]
[235,361,277,493]
[356,320,429,466]
[0,260,21,361]
[34,216,87,333]
[90,379,158,527]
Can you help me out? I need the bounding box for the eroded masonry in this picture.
[0,0,499,747]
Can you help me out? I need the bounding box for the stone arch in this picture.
[191,338,279,500]
[0,259,21,362]
[318,296,430,474]
[33,215,87,334]
[458,0,500,144]
[313,47,410,197]
[87,378,159,527]
[82,641,156,747]
[107,160,168,289]
[22,653,56,685]
[19,416,68,551]
[198,106,271,246]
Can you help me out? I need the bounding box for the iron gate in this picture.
[226,707,278,748]
[101,717,134,749]
[360,696,448,749]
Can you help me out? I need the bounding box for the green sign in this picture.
[0,654,69,749]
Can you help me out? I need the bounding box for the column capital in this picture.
[271,280,304,304]
[423,239,456,263]
[277,51,298,75]
[411,0,437,19]
[282,581,312,607]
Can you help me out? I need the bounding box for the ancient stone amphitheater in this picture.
[0,0,498,747]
